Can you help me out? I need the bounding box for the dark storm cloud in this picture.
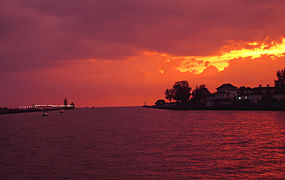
[1,0,285,72]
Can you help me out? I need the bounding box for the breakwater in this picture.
[0,107,74,115]
[145,103,285,111]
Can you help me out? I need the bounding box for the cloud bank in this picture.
[1,0,285,72]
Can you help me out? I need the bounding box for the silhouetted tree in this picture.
[155,99,166,105]
[191,84,211,104]
[165,88,174,102]
[275,68,285,93]
[70,102,75,108]
[172,80,191,102]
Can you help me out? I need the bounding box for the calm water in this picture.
[0,107,284,179]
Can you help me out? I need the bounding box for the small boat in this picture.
[42,109,48,116]
[59,109,64,113]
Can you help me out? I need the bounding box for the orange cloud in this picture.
[145,38,285,74]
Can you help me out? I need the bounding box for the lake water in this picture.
[0,107,284,179]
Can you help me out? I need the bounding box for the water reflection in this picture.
[0,108,284,179]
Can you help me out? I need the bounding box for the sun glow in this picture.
[158,69,164,74]
[145,38,285,74]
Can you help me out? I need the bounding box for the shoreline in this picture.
[143,103,285,111]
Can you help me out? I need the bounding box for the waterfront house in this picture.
[207,83,285,107]
[207,83,238,106]
[237,85,285,104]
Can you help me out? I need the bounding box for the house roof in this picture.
[217,83,238,90]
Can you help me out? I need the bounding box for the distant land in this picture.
[146,68,285,111]
[0,98,75,114]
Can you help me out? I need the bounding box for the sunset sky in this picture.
[1,0,285,107]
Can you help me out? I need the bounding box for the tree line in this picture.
[162,81,211,105]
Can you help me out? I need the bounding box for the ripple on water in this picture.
[0,108,284,179]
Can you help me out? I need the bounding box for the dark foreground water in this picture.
[0,108,284,179]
